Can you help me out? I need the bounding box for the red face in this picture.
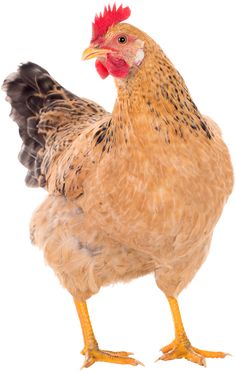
[82,32,145,80]
[95,33,137,79]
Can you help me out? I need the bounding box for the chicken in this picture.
[2,3,233,368]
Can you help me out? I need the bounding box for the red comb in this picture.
[91,4,131,43]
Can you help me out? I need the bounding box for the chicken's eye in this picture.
[118,36,127,44]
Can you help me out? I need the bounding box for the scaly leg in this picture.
[74,299,143,368]
[158,296,229,366]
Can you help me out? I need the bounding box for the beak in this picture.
[81,47,110,61]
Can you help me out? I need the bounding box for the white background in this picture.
[0,1,236,371]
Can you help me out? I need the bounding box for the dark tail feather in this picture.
[2,62,63,187]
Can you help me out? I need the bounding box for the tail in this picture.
[2,62,74,187]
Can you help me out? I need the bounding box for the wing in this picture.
[3,62,109,188]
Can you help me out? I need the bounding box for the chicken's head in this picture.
[82,4,145,79]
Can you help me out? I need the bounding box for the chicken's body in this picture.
[31,27,233,300]
[3,7,233,368]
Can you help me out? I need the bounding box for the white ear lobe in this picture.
[134,49,145,66]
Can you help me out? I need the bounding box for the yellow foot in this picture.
[158,340,229,366]
[81,347,144,368]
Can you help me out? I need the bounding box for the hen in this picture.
[3,3,233,368]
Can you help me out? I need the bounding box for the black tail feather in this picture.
[2,62,62,187]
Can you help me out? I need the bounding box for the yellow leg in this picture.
[158,296,229,366]
[74,299,143,368]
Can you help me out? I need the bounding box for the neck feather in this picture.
[111,38,213,144]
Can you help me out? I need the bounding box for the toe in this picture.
[82,348,144,368]
[102,350,134,357]
[157,347,206,367]
[192,347,230,358]
[158,339,229,367]
[160,340,175,353]
[184,349,206,367]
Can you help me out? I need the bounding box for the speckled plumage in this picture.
[3,25,233,304]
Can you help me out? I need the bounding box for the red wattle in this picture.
[95,59,109,79]
[106,54,130,78]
